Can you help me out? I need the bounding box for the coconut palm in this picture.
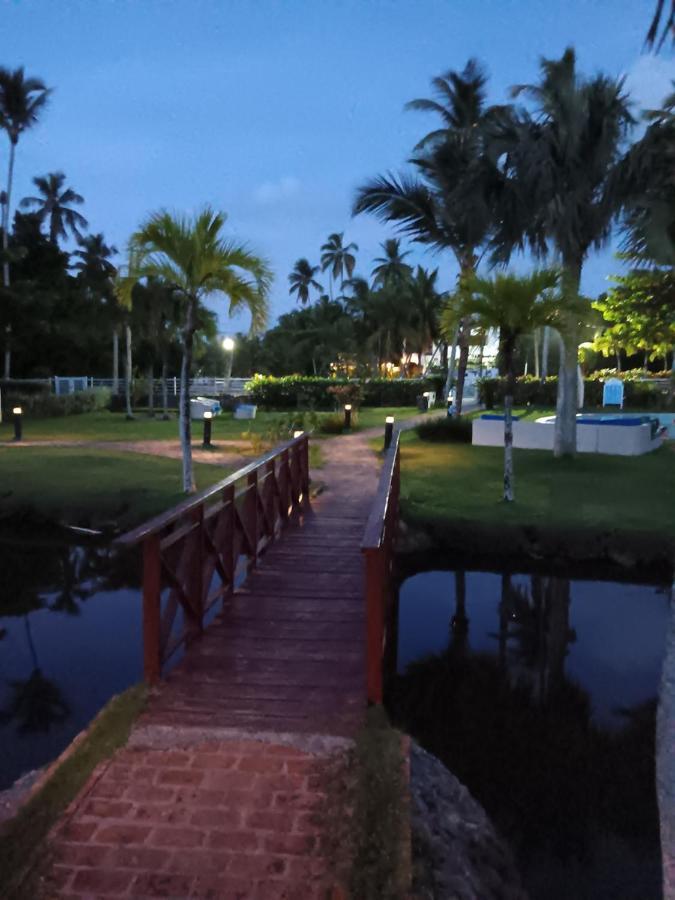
[130,208,271,492]
[371,238,413,288]
[646,0,674,49]
[495,48,633,457]
[443,270,560,501]
[288,258,322,305]
[406,266,443,360]
[354,59,507,412]
[0,66,51,378]
[320,232,358,298]
[20,172,87,244]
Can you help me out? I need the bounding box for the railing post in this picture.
[247,469,259,566]
[142,534,162,684]
[191,504,204,632]
[301,435,310,508]
[222,483,235,604]
[364,547,386,704]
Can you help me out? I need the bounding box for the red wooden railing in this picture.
[361,430,401,704]
[117,433,310,682]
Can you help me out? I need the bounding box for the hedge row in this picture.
[244,375,444,409]
[1,388,111,419]
[478,376,674,410]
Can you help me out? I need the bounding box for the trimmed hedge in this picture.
[478,375,674,410]
[2,388,111,419]
[245,375,444,410]
[415,415,472,443]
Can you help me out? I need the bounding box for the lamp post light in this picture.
[384,415,394,451]
[12,406,23,442]
[202,410,213,448]
[344,404,352,431]
[222,336,235,390]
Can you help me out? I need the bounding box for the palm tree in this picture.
[354,59,506,412]
[646,0,674,49]
[72,234,119,389]
[20,172,87,244]
[288,258,322,305]
[406,266,443,362]
[371,238,412,288]
[495,48,633,457]
[320,232,358,298]
[0,66,51,378]
[131,208,271,492]
[443,270,560,501]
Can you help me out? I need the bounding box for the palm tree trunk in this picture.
[124,323,133,419]
[616,351,621,373]
[3,142,16,379]
[657,580,675,899]
[179,299,196,493]
[534,329,540,379]
[541,326,550,380]
[161,353,169,419]
[112,329,119,393]
[444,326,460,401]
[455,330,470,415]
[503,336,516,502]
[147,364,154,417]
[554,263,581,458]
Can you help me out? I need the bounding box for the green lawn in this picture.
[0,406,422,444]
[0,448,230,531]
[400,432,675,538]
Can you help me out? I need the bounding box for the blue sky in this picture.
[3,0,674,333]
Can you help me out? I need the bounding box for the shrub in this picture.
[245,375,442,410]
[2,388,111,419]
[327,382,365,409]
[317,412,350,434]
[477,375,673,410]
[416,415,472,443]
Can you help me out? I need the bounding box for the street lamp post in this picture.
[222,337,235,391]
[202,410,213,448]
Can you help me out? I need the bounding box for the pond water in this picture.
[390,569,670,900]
[0,536,142,791]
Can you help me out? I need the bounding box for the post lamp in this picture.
[343,404,352,431]
[293,430,304,439]
[202,410,213,448]
[384,416,394,451]
[222,336,235,389]
[12,406,23,442]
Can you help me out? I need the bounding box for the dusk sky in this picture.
[4,0,674,334]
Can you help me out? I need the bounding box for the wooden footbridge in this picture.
[118,430,401,736]
[42,432,404,899]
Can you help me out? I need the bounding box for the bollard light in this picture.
[12,406,23,442]
[384,415,394,451]
[344,404,352,430]
[202,410,213,448]
[293,430,304,439]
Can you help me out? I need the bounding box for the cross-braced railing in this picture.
[117,433,310,682]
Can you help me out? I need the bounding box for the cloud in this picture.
[625,54,675,112]
[253,176,301,205]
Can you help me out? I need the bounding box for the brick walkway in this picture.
[44,738,349,899]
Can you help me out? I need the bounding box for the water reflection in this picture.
[0,535,141,790]
[390,570,668,900]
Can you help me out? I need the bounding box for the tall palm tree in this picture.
[320,232,358,298]
[354,59,507,412]
[0,66,51,378]
[406,266,443,360]
[288,258,322,305]
[72,233,119,390]
[371,238,413,288]
[646,0,674,49]
[443,270,560,501]
[20,172,87,244]
[131,208,271,492]
[494,48,633,457]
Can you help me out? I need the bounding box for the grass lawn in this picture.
[400,432,675,538]
[0,406,423,444]
[0,448,231,531]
